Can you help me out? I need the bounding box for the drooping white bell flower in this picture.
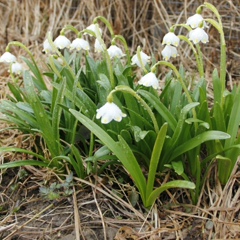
[107,45,125,59]
[162,32,180,47]
[161,45,178,61]
[186,13,205,29]
[96,102,127,124]
[84,24,103,36]
[94,39,105,53]
[0,52,16,63]
[138,72,159,89]
[11,62,23,75]
[43,38,54,53]
[189,27,209,44]
[69,38,90,51]
[131,51,151,68]
[54,35,71,49]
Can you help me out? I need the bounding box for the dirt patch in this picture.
[0,162,239,240]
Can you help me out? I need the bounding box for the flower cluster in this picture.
[161,12,208,61]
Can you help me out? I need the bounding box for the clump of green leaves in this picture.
[0,3,239,208]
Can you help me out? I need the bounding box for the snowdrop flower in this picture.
[96,102,127,124]
[138,72,159,89]
[162,32,180,47]
[161,45,178,61]
[69,38,90,51]
[84,24,103,36]
[189,28,209,44]
[186,13,205,29]
[10,62,23,75]
[107,45,125,59]
[0,52,16,63]
[94,39,105,53]
[131,51,150,68]
[43,38,54,53]
[54,35,71,49]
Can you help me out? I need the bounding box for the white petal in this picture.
[0,52,16,63]
[11,62,23,74]
[186,14,204,28]
[131,51,150,67]
[70,38,90,51]
[161,45,178,60]
[162,32,180,47]
[189,28,209,44]
[94,39,105,53]
[54,35,71,49]
[138,72,159,89]
[84,24,103,36]
[107,45,125,59]
[96,102,126,124]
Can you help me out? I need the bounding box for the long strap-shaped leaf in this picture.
[137,89,177,131]
[146,180,195,207]
[169,131,230,162]
[146,123,168,198]
[69,109,147,203]
[23,71,60,158]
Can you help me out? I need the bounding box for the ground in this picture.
[0,155,239,239]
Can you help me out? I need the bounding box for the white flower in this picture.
[186,13,205,29]
[0,52,16,63]
[189,28,209,44]
[11,62,23,75]
[94,39,105,53]
[162,32,180,47]
[84,24,103,36]
[43,39,54,53]
[138,72,159,89]
[96,102,127,124]
[69,38,90,51]
[161,45,178,60]
[131,51,150,68]
[107,45,125,59]
[54,35,71,49]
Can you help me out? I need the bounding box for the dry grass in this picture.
[0,0,240,239]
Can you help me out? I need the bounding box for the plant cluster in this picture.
[0,2,239,208]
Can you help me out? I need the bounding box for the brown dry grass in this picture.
[0,0,240,239]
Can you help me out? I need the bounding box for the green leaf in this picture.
[69,109,147,203]
[216,155,232,185]
[0,160,48,169]
[172,161,184,175]
[146,123,168,197]
[170,131,230,162]
[23,71,60,158]
[146,180,195,207]
[0,147,48,162]
[138,89,177,131]
[213,69,221,104]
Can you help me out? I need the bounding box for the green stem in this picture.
[195,44,204,78]
[204,2,227,105]
[94,24,115,89]
[61,25,80,36]
[178,35,204,78]
[151,61,198,131]
[152,61,192,104]
[93,16,115,39]
[108,85,159,133]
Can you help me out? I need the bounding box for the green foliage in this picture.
[0,3,239,208]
